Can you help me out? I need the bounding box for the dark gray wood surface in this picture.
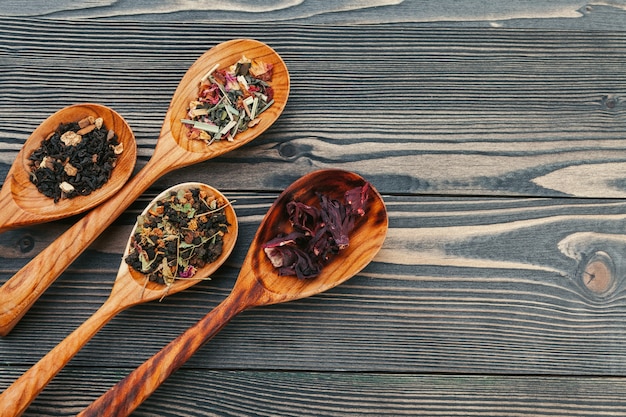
[2,2,626,415]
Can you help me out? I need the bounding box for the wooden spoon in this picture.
[0,182,238,417]
[0,103,137,233]
[78,169,388,417]
[0,38,289,336]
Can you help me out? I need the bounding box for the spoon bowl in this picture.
[0,38,289,336]
[168,39,290,155]
[124,182,238,298]
[0,103,137,233]
[79,169,388,416]
[0,182,238,417]
[250,169,388,301]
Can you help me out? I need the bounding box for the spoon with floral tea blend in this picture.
[0,182,238,417]
[0,38,289,336]
[0,103,137,233]
[79,169,388,417]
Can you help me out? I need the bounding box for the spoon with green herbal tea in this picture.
[0,182,238,417]
[78,169,388,417]
[0,103,137,233]
[0,38,289,336]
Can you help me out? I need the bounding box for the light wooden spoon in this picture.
[0,38,289,336]
[0,103,137,233]
[0,182,238,417]
[78,169,388,417]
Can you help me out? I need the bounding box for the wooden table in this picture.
[2,2,626,415]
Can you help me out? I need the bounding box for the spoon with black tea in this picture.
[0,38,289,336]
[0,182,238,417]
[79,169,388,417]
[0,103,137,233]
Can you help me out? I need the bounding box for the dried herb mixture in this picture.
[125,187,230,286]
[182,56,274,145]
[263,183,370,279]
[28,116,123,202]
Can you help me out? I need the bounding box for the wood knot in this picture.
[279,143,297,158]
[582,251,615,295]
[19,235,35,253]
[602,95,618,110]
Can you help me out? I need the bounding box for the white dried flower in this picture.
[39,156,55,170]
[59,181,75,193]
[60,131,82,146]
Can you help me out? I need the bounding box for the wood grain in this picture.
[0,38,289,336]
[2,194,626,414]
[0,183,238,416]
[1,0,626,30]
[78,169,387,416]
[2,369,626,417]
[3,195,626,370]
[2,3,626,416]
[2,20,625,198]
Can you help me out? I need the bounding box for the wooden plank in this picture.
[2,8,626,417]
[1,369,626,416]
[1,20,626,198]
[1,1,626,30]
[2,194,626,377]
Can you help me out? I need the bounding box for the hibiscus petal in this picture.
[287,201,320,235]
[263,182,371,279]
[345,183,370,216]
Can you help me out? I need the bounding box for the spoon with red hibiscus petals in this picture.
[0,103,137,233]
[0,182,238,417]
[0,38,289,336]
[78,169,388,417]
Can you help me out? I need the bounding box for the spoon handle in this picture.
[0,297,124,417]
[0,156,165,337]
[79,292,248,417]
[0,177,31,233]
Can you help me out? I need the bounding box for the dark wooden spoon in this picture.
[0,38,289,336]
[78,169,388,417]
[0,182,238,417]
[0,103,137,233]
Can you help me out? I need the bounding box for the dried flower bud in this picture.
[59,181,75,193]
[39,156,55,170]
[64,163,78,176]
[60,131,82,146]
